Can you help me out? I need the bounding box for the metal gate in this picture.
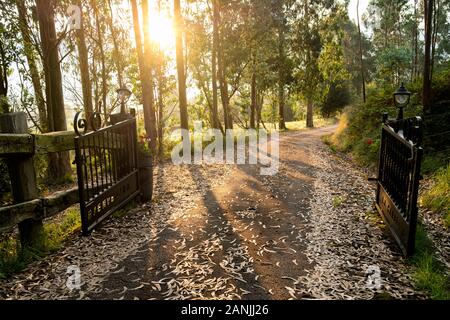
[74,112,140,235]
[374,113,423,256]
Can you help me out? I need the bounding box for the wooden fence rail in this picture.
[0,130,127,155]
[0,112,83,245]
[0,111,140,246]
[0,188,79,233]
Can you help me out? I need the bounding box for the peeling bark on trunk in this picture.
[75,0,94,124]
[93,1,107,118]
[36,0,71,183]
[17,0,47,132]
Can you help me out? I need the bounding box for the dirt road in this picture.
[0,126,421,300]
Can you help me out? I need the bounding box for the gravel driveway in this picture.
[0,126,423,300]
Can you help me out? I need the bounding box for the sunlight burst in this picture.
[149,12,175,50]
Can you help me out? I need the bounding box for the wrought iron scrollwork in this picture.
[90,112,103,131]
[74,111,104,136]
[74,111,88,136]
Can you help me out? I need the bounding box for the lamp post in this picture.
[393,83,411,120]
[116,87,132,115]
[109,87,132,125]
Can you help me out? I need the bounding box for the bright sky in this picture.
[348,0,370,28]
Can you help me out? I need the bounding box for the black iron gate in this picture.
[374,113,423,256]
[74,113,140,235]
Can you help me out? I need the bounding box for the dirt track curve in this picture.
[0,126,421,300]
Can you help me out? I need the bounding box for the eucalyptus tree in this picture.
[0,4,15,114]
[74,0,94,124]
[35,0,71,182]
[174,0,189,130]
[423,0,434,112]
[290,0,323,128]
[15,0,47,131]
[365,0,417,84]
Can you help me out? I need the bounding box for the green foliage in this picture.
[330,81,422,167]
[422,149,450,175]
[421,163,450,228]
[430,63,450,102]
[0,207,81,279]
[320,82,352,117]
[329,68,450,231]
[410,224,450,300]
[375,46,412,84]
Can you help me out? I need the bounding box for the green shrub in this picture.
[330,78,425,168]
[331,64,450,169]
[421,163,450,228]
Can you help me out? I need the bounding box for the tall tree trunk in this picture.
[211,0,219,129]
[132,0,157,151]
[356,0,366,103]
[156,0,165,159]
[174,0,189,130]
[430,0,439,80]
[304,1,314,128]
[107,0,124,91]
[277,8,286,130]
[412,0,419,81]
[93,0,107,118]
[216,1,232,129]
[0,37,9,113]
[35,0,71,182]
[17,0,47,132]
[250,71,256,129]
[423,0,433,113]
[384,3,389,48]
[306,99,314,128]
[75,0,94,124]
[218,53,231,129]
[157,67,164,159]
[91,54,99,114]
[256,91,264,130]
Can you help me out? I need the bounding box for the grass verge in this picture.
[285,117,338,131]
[421,163,450,229]
[0,207,81,279]
[410,224,450,300]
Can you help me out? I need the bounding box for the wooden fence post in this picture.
[0,112,43,247]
